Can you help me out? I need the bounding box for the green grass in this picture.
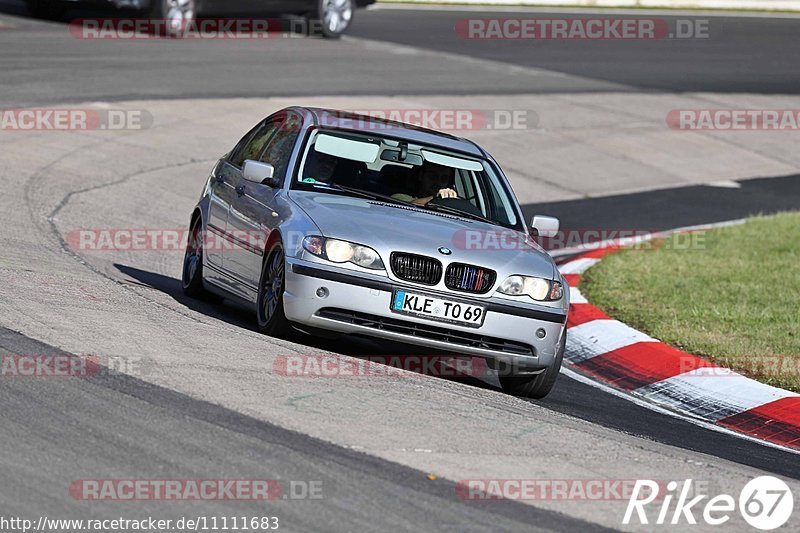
[582,212,800,392]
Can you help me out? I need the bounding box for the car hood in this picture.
[289,191,556,280]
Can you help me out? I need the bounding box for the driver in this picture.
[393,163,457,206]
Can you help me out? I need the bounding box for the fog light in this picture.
[315,287,329,298]
[536,328,546,339]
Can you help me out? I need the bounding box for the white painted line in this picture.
[562,367,800,455]
[567,319,657,364]
[706,180,742,188]
[569,286,587,304]
[558,257,600,275]
[635,367,800,421]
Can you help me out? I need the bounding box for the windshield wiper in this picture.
[304,182,411,206]
[422,202,495,225]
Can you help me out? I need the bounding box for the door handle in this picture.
[235,185,246,196]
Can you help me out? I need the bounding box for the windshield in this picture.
[292,130,521,229]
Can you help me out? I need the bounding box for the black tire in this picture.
[256,241,293,338]
[499,331,566,399]
[181,216,221,302]
[26,0,66,19]
[307,0,354,38]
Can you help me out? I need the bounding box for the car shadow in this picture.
[114,263,502,391]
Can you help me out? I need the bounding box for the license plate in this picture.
[391,290,486,328]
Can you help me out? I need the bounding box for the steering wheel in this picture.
[428,196,485,217]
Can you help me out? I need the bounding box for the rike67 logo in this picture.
[624,476,794,530]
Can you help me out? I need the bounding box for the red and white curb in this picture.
[557,245,800,452]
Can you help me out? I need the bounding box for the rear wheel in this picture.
[256,241,294,338]
[26,0,66,19]
[182,216,221,302]
[499,332,566,399]
[307,0,354,38]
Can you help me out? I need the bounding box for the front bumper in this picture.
[284,258,567,370]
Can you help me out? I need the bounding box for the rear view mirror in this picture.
[243,160,277,186]
[531,215,560,238]
[380,148,423,166]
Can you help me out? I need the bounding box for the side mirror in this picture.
[243,160,278,186]
[531,215,559,238]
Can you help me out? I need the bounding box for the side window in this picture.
[227,125,258,165]
[259,115,301,180]
[229,120,279,168]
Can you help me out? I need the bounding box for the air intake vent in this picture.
[445,263,496,294]
[390,253,442,285]
[316,308,535,357]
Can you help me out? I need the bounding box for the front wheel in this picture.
[148,0,197,29]
[256,241,293,338]
[307,0,354,38]
[499,331,566,399]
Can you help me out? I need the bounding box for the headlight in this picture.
[302,236,385,270]
[498,275,563,301]
[325,239,355,263]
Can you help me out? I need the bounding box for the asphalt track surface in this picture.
[2,1,800,105]
[0,326,604,532]
[521,173,800,233]
[2,2,800,531]
[351,7,800,94]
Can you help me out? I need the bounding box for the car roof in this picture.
[298,107,487,158]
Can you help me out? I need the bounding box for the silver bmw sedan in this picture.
[183,107,569,398]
